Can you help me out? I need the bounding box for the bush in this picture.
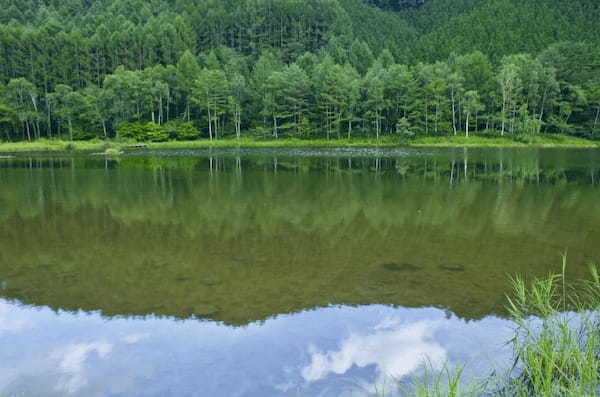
[117,122,169,142]
[514,133,543,144]
[163,121,198,140]
[71,125,98,141]
[396,117,415,143]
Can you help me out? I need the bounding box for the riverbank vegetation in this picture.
[0,133,597,153]
[403,263,600,396]
[0,0,599,144]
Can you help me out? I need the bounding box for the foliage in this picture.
[503,261,600,397]
[0,0,597,142]
[117,122,168,142]
[163,120,198,140]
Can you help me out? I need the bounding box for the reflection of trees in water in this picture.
[0,150,599,324]
[2,149,599,186]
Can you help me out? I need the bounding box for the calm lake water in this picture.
[0,147,599,396]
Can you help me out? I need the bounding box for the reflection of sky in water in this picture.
[0,300,513,397]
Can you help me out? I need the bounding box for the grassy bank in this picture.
[0,134,597,154]
[401,260,600,397]
[411,134,598,148]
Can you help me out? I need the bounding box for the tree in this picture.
[176,50,201,122]
[81,85,113,138]
[264,64,311,138]
[193,68,230,140]
[498,61,520,136]
[363,61,386,139]
[47,84,87,141]
[463,90,483,137]
[314,56,360,139]
[5,78,40,141]
[349,39,374,75]
[0,103,17,141]
[229,73,246,139]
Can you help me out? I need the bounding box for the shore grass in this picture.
[0,133,597,154]
[401,259,600,397]
[411,133,598,148]
[502,262,600,397]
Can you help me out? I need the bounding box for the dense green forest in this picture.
[0,0,598,142]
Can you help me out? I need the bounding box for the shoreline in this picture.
[0,134,597,154]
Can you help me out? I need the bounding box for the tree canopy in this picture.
[0,0,598,141]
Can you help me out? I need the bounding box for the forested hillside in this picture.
[0,0,598,142]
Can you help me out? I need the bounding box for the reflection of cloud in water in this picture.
[0,301,30,333]
[53,341,113,393]
[302,320,445,382]
[0,301,513,397]
[121,332,150,344]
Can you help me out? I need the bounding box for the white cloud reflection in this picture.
[53,340,113,394]
[302,320,445,382]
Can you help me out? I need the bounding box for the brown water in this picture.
[0,147,598,396]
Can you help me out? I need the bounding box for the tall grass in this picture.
[398,363,475,397]
[503,258,600,397]
[395,258,600,397]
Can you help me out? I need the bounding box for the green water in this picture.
[0,147,598,324]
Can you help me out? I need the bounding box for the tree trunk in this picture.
[501,91,507,136]
[593,105,600,135]
[214,115,219,140]
[348,120,352,140]
[538,86,549,134]
[25,121,31,141]
[425,103,429,135]
[451,88,457,135]
[207,106,213,140]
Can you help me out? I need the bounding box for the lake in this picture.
[0,147,599,396]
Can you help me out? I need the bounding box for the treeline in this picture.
[1,41,598,142]
[0,0,599,142]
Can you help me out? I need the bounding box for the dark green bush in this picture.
[163,121,198,140]
[117,122,169,142]
[71,126,97,141]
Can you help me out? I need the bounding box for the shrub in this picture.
[71,125,98,141]
[163,121,198,140]
[117,122,168,142]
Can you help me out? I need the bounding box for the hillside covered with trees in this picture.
[0,0,598,142]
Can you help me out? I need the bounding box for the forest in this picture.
[0,0,599,142]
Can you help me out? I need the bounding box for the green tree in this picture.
[193,67,230,140]
[5,78,40,141]
[462,90,484,137]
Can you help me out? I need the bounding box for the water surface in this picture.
[0,147,598,396]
